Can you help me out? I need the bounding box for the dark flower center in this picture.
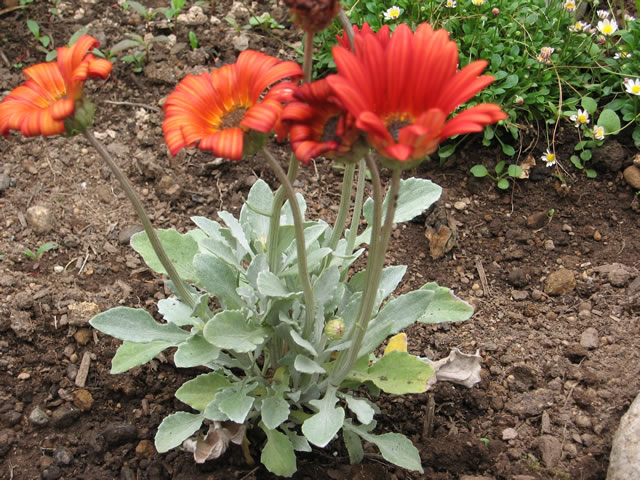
[320,115,340,143]
[385,114,413,141]
[220,107,247,130]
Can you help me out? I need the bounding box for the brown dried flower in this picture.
[281,0,341,33]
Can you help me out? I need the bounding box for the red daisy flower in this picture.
[278,79,362,165]
[162,50,302,161]
[0,35,112,138]
[336,22,390,50]
[326,23,507,164]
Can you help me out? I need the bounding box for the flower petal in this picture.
[200,128,244,161]
[241,98,282,133]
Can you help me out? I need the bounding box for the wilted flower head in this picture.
[326,23,507,165]
[446,0,457,7]
[597,9,610,19]
[541,149,557,167]
[624,78,640,95]
[281,0,341,33]
[0,35,112,138]
[383,6,403,21]
[569,21,589,32]
[537,46,555,64]
[597,18,618,35]
[570,108,589,127]
[593,125,605,140]
[471,0,485,6]
[563,0,576,12]
[624,14,636,22]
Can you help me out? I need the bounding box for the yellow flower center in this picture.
[389,8,400,18]
[632,85,640,94]
[577,114,588,124]
[602,25,613,34]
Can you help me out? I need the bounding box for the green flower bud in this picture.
[324,317,345,340]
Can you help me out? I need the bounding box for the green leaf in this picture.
[344,422,423,472]
[347,351,435,394]
[261,395,290,430]
[597,109,621,134]
[110,38,143,54]
[581,96,598,115]
[40,35,50,48]
[158,297,201,327]
[410,283,474,326]
[289,329,317,356]
[261,426,297,477]
[571,155,583,169]
[218,210,252,257]
[495,160,505,175]
[68,27,90,46]
[131,229,200,282]
[344,395,375,425]
[294,354,326,374]
[387,178,442,223]
[470,165,488,177]
[586,169,597,178]
[176,373,231,411]
[155,412,204,453]
[111,340,173,374]
[507,164,523,178]
[203,310,267,353]
[240,179,273,242]
[217,388,255,423]
[45,50,57,61]
[193,253,243,309]
[343,429,364,464]
[35,242,58,257]
[497,178,510,190]
[90,307,190,343]
[503,74,519,89]
[173,334,220,368]
[501,144,516,156]
[257,271,299,299]
[302,387,345,447]
[26,19,39,37]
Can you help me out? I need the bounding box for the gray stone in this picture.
[26,205,54,234]
[608,392,640,480]
[506,389,554,417]
[544,268,576,296]
[104,423,137,446]
[118,224,144,245]
[10,309,34,339]
[594,263,637,288]
[623,165,640,190]
[50,403,80,428]
[508,268,530,288]
[41,465,62,480]
[53,446,74,465]
[580,327,599,349]
[535,435,562,468]
[232,33,250,52]
[593,140,627,172]
[177,6,208,25]
[502,427,518,440]
[2,410,21,426]
[0,173,11,193]
[157,175,182,200]
[29,406,50,426]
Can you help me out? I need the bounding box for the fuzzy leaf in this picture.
[194,253,243,309]
[158,297,201,327]
[90,307,190,344]
[155,412,204,453]
[257,271,300,299]
[173,334,220,368]
[111,340,173,374]
[302,387,345,447]
[261,395,290,430]
[131,229,201,282]
[217,388,254,424]
[261,427,297,477]
[203,310,267,353]
[176,373,231,411]
[294,354,326,374]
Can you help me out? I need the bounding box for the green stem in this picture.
[327,162,356,251]
[346,157,367,256]
[329,157,402,386]
[262,147,315,340]
[302,32,314,82]
[337,9,355,51]
[267,154,298,272]
[83,129,195,309]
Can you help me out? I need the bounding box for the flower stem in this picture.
[327,162,356,251]
[83,129,195,309]
[346,157,367,256]
[302,32,314,82]
[337,9,355,51]
[267,153,298,271]
[329,157,402,386]
[262,147,315,340]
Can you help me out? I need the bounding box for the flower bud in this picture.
[63,98,96,136]
[282,0,341,34]
[324,317,345,339]
[514,95,524,105]
[492,7,499,15]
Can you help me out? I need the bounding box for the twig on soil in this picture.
[475,256,490,297]
[25,182,42,209]
[0,5,26,16]
[102,100,161,112]
[239,467,260,480]
[0,47,10,68]
[422,392,436,439]
[78,249,90,274]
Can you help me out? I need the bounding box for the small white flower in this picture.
[593,125,605,140]
[446,0,457,7]
[563,0,576,12]
[597,18,618,35]
[614,51,632,59]
[625,14,636,22]
[569,21,589,32]
[624,78,640,95]
[570,109,590,127]
[383,5,403,20]
[541,149,557,167]
[471,0,485,5]
[537,46,555,64]
[597,10,610,19]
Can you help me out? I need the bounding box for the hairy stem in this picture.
[327,162,356,251]
[84,129,195,309]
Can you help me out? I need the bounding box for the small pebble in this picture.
[53,446,74,465]
[29,406,50,427]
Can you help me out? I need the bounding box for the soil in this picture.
[1,1,639,479]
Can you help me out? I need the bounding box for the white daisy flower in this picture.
[471,0,485,5]
[624,78,640,95]
[570,109,590,127]
[446,0,457,7]
[563,0,576,12]
[597,10,610,19]
[624,14,636,22]
[541,149,557,167]
[614,52,632,59]
[593,125,605,140]
[569,21,589,32]
[383,5,403,20]
[597,18,618,35]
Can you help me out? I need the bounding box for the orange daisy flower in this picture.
[278,79,362,165]
[162,50,303,161]
[0,35,112,138]
[326,23,507,165]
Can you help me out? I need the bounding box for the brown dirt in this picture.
[1,1,639,479]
